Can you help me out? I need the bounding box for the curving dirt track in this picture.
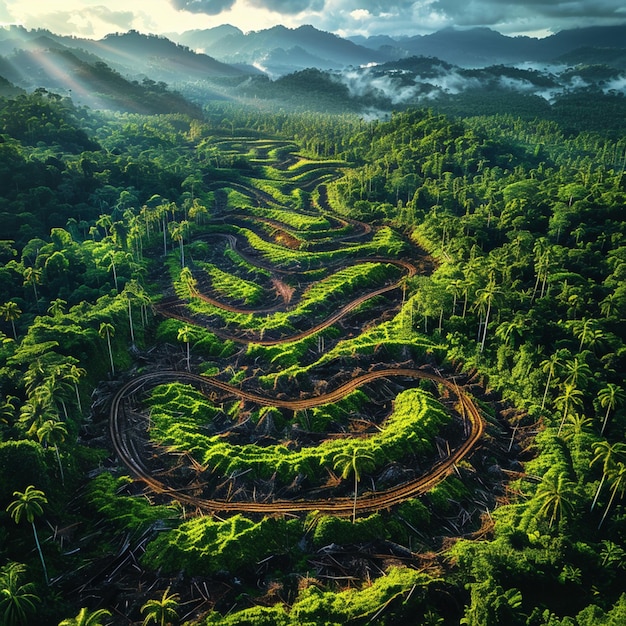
[110,369,483,516]
[109,143,486,518]
[156,255,417,346]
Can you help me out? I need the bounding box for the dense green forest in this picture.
[0,85,625,626]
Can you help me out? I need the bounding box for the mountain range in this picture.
[0,22,625,116]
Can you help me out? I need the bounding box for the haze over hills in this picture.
[1,22,626,122]
[167,22,626,74]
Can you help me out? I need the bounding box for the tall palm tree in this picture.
[141,587,180,626]
[37,419,68,485]
[0,301,22,339]
[539,351,567,411]
[333,446,377,523]
[58,607,112,626]
[598,383,626,435]
[22,266,42,304]
[0,562,40,626]
[598,461,626,529]
[590,441,626,511]
[19,395,55,438]
[98,322,115,375]
[66,364,87,414]
[6,486,49,584]
[122,283,137,346]
[535,472,576,529]
[177,325,193,372]
[169,220,190,267]
[555,383,584,435]
[474,275,501,353]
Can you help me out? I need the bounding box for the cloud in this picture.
[248,0,325,14]
[169,0,237,15]
[431,0,626,33]
[6,4,146,38]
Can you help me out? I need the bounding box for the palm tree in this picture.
[598,383,626,435]
[37,419,68,485]
[98,322,115,375]
[474,275,501,353]
[0,562,40,626]
[169,220,190,267]
[590,441,626,512]
[563,354,591,388]
[141,587,180,626]
[22,266,42,304]
[540,351,567,411]
[598,461,626,529]
[122,283,138,346]
[179,267,198,299]
[104,251,119,291]
[535,471,576,529]
[0,301,22,339]
[66,364,87,414]
[47,298,67,318]
[58,607,112,626]
[333,446,376,523]
[177,325,193,372]
[6,486,49,584]
[19,395,55,438]
[555,383,584,435]
[569,317,597,351]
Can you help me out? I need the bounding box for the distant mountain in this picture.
[0,26,244,84]
[349,24,626,68]
[170,24,384,76]
[0,46,203,115]
[169,24,243,53]
[87,30,243,82]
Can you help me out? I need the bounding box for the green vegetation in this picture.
[147,383,450,483]
[0,77,625,626]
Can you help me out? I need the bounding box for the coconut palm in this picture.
[555,383,584,436]
[590,441,626,512]
[47,298,67,318]
[0,562,40,626]
[64,363,87,414]
[22,266,42,304]
[539,350,567,411]
[169,220,190,268]
[58,607,112,626]
[98,322,115,375]
[535,471,576,529]
[563,355,591,389]
[177,325,193,372]
[474,275,501,353]
[18,395,55,438]
[37,419,68,485]
[333,446,377,523]
[140,587,180,626]
[0,301,22,339]
[598,461,626,529]
[6,486,49,584]
[598,383,626,435]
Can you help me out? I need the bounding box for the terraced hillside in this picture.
[94,138,517,622]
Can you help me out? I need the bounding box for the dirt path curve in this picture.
[110,369,484,516]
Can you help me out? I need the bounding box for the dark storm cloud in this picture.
[431,0,626,28]
[248,0,326,13]
[169,0,237,15]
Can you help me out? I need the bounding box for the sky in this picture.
[1,0,626,40]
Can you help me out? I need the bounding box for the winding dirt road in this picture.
[110,368,483,516]
[109,148,486,517]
